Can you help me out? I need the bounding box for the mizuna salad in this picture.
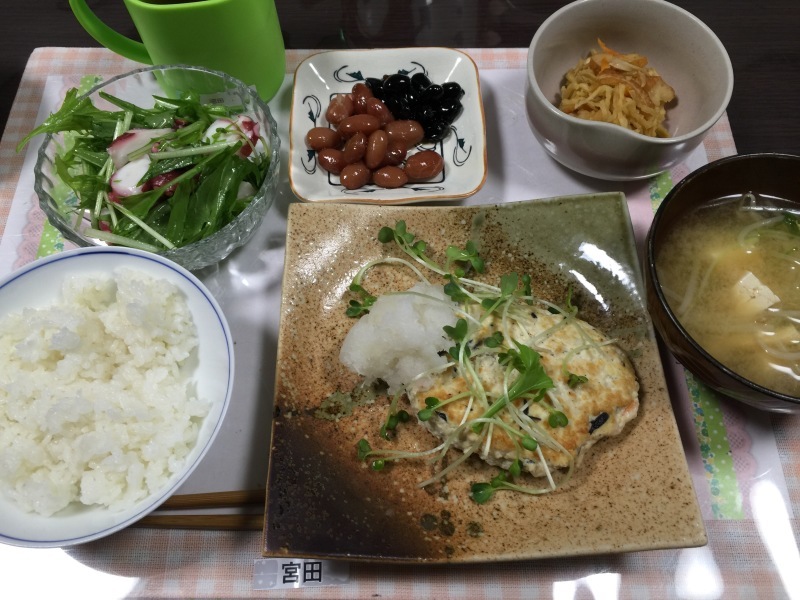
[19,87,271,252]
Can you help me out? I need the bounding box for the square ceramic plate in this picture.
[264,195,706,563]
[288,48,487,204]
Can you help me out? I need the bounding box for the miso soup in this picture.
[655,193,800,397]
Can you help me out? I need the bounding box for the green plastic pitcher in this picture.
[68,0,286,101]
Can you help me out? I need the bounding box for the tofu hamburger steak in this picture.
[406,307,639,479]
[339,221,640,501]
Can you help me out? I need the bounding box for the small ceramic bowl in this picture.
[289,47,487,204]
[526,0,733,181]
[646,153,800,413]
[33,64,281,271]
[0,247,234,546]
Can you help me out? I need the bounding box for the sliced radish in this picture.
[110,156,151,197]
[237,181,257,199]
[202,115,260,157]
[108,128,173,169]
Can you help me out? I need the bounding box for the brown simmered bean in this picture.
[372,165,408,189]
[317,148,347,175]
[308,77,456,191]
[338,114,381,138]
[343,132,367,164]
[365,97,394,126]
[404,150,444,181]
[325,93,354,125]
[384,140,407,166]
[384,120,425,149]
[340,162,371,189]
[365,130,388,170]
[351,83,373,115]
[305,127,342,151]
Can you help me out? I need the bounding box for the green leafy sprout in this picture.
[345,283,377,317]
[470,460,559,505]
[347,221,619,503]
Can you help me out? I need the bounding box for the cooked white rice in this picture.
[0,268,209,516]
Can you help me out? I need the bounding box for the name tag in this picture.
[253,558,350,590]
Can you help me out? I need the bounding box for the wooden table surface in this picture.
[2,0,799,156]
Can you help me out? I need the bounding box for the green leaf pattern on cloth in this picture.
[649,169,743,520]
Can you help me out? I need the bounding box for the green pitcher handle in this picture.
[68,0,152,65]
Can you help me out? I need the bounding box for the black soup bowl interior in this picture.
[646,153,800,413]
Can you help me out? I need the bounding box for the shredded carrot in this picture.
[597,38,621,56]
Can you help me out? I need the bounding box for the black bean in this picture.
[411,72,432,93]
[442,81,465,101]
[438,99,463,122]
[383,73,411,95]
[365,77,384,95]
[362,73,464,142]
[395,98,417,120]
[424,120,449,142]
[419,83,444,103]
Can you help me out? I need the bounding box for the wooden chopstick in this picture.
[135,513,264,530]
[159,488,266,510]
[132,489,267,530]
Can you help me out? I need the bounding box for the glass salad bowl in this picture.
[32,64,281,271]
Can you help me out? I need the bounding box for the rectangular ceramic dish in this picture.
[289,47,487,204]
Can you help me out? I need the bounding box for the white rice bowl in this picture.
[0,247,233,547]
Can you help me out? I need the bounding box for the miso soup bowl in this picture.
[645,153,800,413]
[526,0,733,181]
